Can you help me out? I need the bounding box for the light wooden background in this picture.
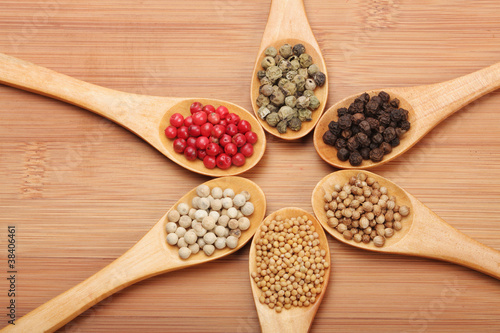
[1,0,500,332]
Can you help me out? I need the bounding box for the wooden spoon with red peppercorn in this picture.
[250,0,328,140]
[0,53,266,176]
[313,62,500,169]
[312,170,500,280]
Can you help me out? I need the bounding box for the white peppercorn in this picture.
[177,203,189,216]
[195,209,208,221]
[211,187,223,199]
[175,227,186,238]
[177,237,188,248]
[165,222,177,233]
[178,247,191,260]
[203,244,215,256]
[233,194,246,207]
[226,235,238,249]
[214,237,227,249]
[167,210,180,223]
[198,197,210,210]
[188,208,196,219]
[196,184,210,198]
[202,216,216,230]
[221,197,233,209]
[241,202,254,216]
[228,219,239,230]
[238,217,250,231]
[229,229,241,238]
[227,207,238,219]
[211,199,222,211]
[236,211,243,219]
[218,215,229,227]
[214,225,227,237]
[223,188,235,198]
[193,223,207,237]
[197,238,206,248]
[184,230,197,245]
[191,197,200,209]
[179,215,192,228]
[203,232,216,245]
[166,233,178,246]
[209,210,220,221]
[189,243,200,254]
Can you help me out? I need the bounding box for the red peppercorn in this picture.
[207,112,221,125]
[232,133,247,147]
[219,134,232,147]
[216,153,232,170]
[224,143,238,156]
[226,123,238,136]
[200,123,213,137]
[173,138,187,153]
[193,112,208,126]
[209,136,219,144]
[216,106,229,119]
[184,116,194,127]
[211,124,226,139]
[240,143,254,157]
[177,126,189,140]
[219,119,228,127]
[202,105,215,114]
[226,113,240,125]
[190,102,203,114]
[184,146,197,161]
[237,120,251,133]
[203,155,216,169]
[188,124,201,137]
[170,113,184,128]
[245,131,258,144]
[197,149,207,160]
[232,153,246,167]
[206,143,220,156]
[164,126,177,139]
[195,136,209,150]
[186,137,197,147]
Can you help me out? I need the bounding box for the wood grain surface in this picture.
[1,0,499,332]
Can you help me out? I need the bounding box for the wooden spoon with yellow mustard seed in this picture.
[0,53,266,177]
[313,62,500,169]
[249,207,331,333]
[0,177,266,333]
[312,170,500,280]
[250,0,328,140]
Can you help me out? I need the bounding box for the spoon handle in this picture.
[0,224,170,333]
[395,62,500,128]
[406,202,500,280]
[0,53,174,138]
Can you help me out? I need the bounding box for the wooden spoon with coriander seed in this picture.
[0,177,266,333]
[250,0,328,140]
[312,170,500,280]
[0,53,266,176]
[249,207,331,333]
[313,62,500,169]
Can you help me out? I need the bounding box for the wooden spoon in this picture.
[313,62,500,168]
[249,207,331,333]
[312,170,500,280]
[0,176,266,333]
[250,0,328,140]
[0,53,266,176]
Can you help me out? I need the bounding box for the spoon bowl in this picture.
[313,62,500,168]
[1,176,266,333]
[312,170,500,279]
[0,53,266,176]
[250,0,328,140]
[249,207,331,333]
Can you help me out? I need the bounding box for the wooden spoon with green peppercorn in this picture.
[0,177,266,333]
[250,0,328,140]
[313,62,500,168]
[249,207,331,333]
[312,170,500,280]
[0,53,266,176]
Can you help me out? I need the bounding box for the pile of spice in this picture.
[165,102,258,170]
[322,92,411,166]
[251,215,329,313]
[256,43,326,133]
[323,173,410,247]
[166,184,254,259]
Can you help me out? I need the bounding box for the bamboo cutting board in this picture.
[1,0,500,332]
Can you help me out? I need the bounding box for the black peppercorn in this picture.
[328,121,341,136]
[360,147,371,160]
[366,117,379,130]
[372,132,383,144]
[360,92,370,103]
[351,125,361,136]
[390,108,404,122]
[378,91,390,103]
[380,142,392,154]
[379,112,391,126]
[359,120,371,133]
[338,115,352,130]
[369,142,379,150]
[390,137,400,147]
[356,132,370,147]
[390,98,400,108]
[383,127,397,142]
[313,72,326,87]
[347,137,359,151]
[395,128,406,137]
[353,99,365,113]
[323,131,337,146]
[337,107,348,117]
[341,129,352,139]
[335,138,347,150]
[337,148,350,161]
[400,120,411,131]
[349,151,363,166]
[369,148,384,162]
[352,113,365,125]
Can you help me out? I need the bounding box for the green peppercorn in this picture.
[267,104,278,113]
[269,89,285,106]
[285,96,297,108]
[266,66,282,82]
[266,112,280,127]
[257,70,266,80]
[260,77,271,86]
[308,96,320,110]
[290,60,300,71]
[261,56,276,69]
[285,70,298,81]
[293,43,306,56]
[276,120,288,133]
[308,64,319,76]
[299,53,313,68]
[298,68,308,78]
[305,78,316,91]
[298,108,312,122]
[259,84,274,97]
[265,46,278,57]
[274,54,284,64]
[296,96,310,109]
[288,117,302,131]
[279,44,293,58]
[282,81,297,96]
[303,90,314,98]
[278,106,296,121]
[292,75,306,92]
[258,106,271,120]
[278,59,292,73]
[256,94,270,107]
[278,78,289,88]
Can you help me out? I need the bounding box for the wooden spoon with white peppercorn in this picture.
[249,207,331,333]
[250,0,328,140]
[313,62,500,168]
[0,53,266,177]
[0,177,266,333]
[312,170,500,280]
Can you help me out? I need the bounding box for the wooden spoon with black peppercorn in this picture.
[312,170,500,280]
[313,62,500,169]
[250,0,328,140]
[0,53,266,177]
[0,177,267,333]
